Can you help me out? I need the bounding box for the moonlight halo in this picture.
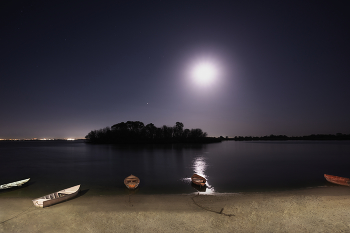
[191,62,218,86]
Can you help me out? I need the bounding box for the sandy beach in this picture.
[1,186,350,232]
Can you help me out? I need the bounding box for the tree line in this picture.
[85,121,220,144]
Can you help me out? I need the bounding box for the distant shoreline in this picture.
[225,133,350,141]
[2,134,350,142]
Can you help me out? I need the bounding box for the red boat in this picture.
[124,174,140,189]
[324,174,350,186]
[191,174,206,186]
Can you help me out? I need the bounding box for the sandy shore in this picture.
[1,186,350,232]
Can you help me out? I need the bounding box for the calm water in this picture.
[1,140,350,197]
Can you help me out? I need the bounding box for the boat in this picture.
[32,185,80,208]
[191,182,207,192]
[0,178,30,190]
[191,174,206,186]
[324,174,350,186]
[124,175,140,189]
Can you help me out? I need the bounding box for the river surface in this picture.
[1,140,350,197]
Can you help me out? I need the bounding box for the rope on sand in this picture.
[0,205,38,224]
[127,190,137,207]
[128,194,133,207]
[191,193,235,217]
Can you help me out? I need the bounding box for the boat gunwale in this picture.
[32,184,80,208]
[0,178,30,190]
[324,174,350,186]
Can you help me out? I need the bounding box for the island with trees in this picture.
[85,121,222,144]
[85,121,350,144]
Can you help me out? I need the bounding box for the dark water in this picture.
[1,140,350,197]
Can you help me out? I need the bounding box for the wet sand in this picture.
[1,186,350,232]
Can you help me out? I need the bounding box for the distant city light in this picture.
[67,138,75,141]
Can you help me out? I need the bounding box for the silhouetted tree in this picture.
[85,121,214,144]
[182,129,190,138]
[111,122,127,131]
[189,128,207,138]
[86,130,97,141]
[144,123,157,139]
[161,125,174,139]
[85,127,111,143]
[174,122,184,138]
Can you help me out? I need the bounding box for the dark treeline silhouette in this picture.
[85,121,221,144]
[227,133,350,141]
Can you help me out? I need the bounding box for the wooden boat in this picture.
[0,178,30,190]
[32,185,80,208]
[124,175,140,189]
[191,174,206,186]
[191,182,207,192]
[324,174,350,186]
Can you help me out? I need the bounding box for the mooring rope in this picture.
[0,204,38,224]
[128,193,134,207]
[191,193,235,217]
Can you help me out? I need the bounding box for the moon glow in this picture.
[192,62,217,86]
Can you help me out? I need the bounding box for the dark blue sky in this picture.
[1,0,349,139]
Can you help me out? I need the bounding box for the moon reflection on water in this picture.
[187,156,215,194]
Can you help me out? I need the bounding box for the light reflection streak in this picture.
[191,156,215,194]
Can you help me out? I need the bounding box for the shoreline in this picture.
[2,186,350,232]
[0,184,335,199]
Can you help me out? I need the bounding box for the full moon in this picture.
[192,62,217,86]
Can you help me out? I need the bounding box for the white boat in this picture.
[32,185,80,208]
[0,178,30,190]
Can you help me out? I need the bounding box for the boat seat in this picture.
[193,178,204,182]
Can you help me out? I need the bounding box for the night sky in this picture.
[1,1,349,139]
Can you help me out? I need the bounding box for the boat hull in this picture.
[191,174,206,186]
[191,182,207,192]
[324,174,350,186]
[0,178,30,190]
[124,175,140,189]
[32,185,80,208]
